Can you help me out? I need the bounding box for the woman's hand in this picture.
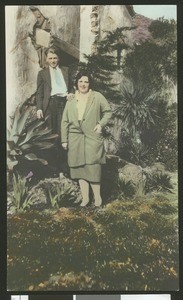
[62,143,68,150]
[94,123,102,134]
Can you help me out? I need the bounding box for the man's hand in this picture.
[62,143,68,150]
[94,123,102,134]
[66,93,75,101]
[37,109,44,119]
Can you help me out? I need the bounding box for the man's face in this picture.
[46,53,59,68]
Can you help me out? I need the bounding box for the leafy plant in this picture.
[48,190,60,209]
[145,172,174,194]
[118,130,151,166]
[117,178,136,198]
[154,103,178,171]
[110,79,160,167]
[148,17,177,83]
[8,173,34,212]
[7,104,58,173]
[48,184,77,209]
[113,80,157,138]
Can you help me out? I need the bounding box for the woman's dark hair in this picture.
[74,70,94,90]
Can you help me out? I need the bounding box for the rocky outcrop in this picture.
[119,163,146,196]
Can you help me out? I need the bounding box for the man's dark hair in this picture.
[45,47,60,58]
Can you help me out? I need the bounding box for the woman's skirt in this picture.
[70,164,101,183]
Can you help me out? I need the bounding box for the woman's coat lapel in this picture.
[79,91,94,125]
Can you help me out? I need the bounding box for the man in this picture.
[36,47,69,175]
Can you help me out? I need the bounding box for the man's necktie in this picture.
[54,68,61,85]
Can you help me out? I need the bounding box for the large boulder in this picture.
[119,163,146,196]
[143,162,166,177]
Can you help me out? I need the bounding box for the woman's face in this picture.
[77,76,90,94]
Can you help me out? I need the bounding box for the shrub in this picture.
[145,172,174,194]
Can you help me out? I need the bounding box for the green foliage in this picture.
[118,130,154,167]
[155,103,178,171]
[115,90,177,169]
[149,17,176,40]
[117,178,136,198]
[148,18,177,83]
[122,41,165,90]
[48,184,77,209]
[48,189,60,209]
[7,193,178,291]
[144,172,174,194]
[140,101,177,171]
[112,80,160,166]
[7,104,58,173]
[8,173,34,212]
[149,195,177,215]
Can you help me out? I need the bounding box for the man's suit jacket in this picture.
[36,66,68,113]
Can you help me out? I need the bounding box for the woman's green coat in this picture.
[61,90,112,167]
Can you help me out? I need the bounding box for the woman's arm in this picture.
[98,93,112,128]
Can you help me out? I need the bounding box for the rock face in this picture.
[6,5,80,124]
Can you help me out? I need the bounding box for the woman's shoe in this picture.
[80,199,89,207]
[94,198,102,207]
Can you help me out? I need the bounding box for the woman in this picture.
[61,71,112,207]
